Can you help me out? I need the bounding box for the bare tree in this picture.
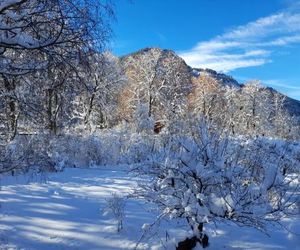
[82,52,126,130]
[0,0,114,138]
[0,0,114,75]
[0,74,20,141]
[118,48,191,132]
[188,74,231,133]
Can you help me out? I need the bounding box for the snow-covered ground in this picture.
[0,167,299,250]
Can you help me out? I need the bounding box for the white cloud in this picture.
[200,59,269,73]
[264,79,300,100]
[267,34,300,46]
[179,9,300,72]
[286,90,300,100]
[223,13,300,40]
[263,79,300,90]
[181,49,271,72]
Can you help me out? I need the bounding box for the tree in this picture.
[0,0,113,75]
[0,0,114,139]
[188,74,232,134]
[82,52,126,130]
[238,81,270,135]
[118,48,191,132]
[270,92,299,140]
[0,74,20,141]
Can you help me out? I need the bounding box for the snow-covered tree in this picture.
[238,81,270,135]
[270,92,299,140]
[0,0,113,75]
[0,74,21,141]
[81,53,126,130]
[134,119,300,247]
[0,0,114,139]
[188,74,232,134]
[118,48,191,131]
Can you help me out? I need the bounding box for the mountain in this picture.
[116,47,300,126]
[117,48,192,122]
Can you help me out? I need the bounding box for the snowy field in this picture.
[0,167,299,250]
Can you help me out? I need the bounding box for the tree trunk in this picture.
[2,75,19,141]
[46,89,60,135]
[184,219,209,249]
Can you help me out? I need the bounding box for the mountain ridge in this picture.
[118,47,300,123]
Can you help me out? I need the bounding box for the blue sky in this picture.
[112,0,300,100]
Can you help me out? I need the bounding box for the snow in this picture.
[0,168,150,250]
[0,167,299,249]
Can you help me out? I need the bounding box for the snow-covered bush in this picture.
[0,134,100,174]
[133,104,155,134]
[134,120,300,247]
[0,135,56,175]
[48,135,103,168]
[0,126,158,174]
[103,193,126,232]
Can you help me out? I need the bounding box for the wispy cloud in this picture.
[263,79,300,100]
[263,79,300,90]
[287,90,300,100]
[179,7,300,72]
